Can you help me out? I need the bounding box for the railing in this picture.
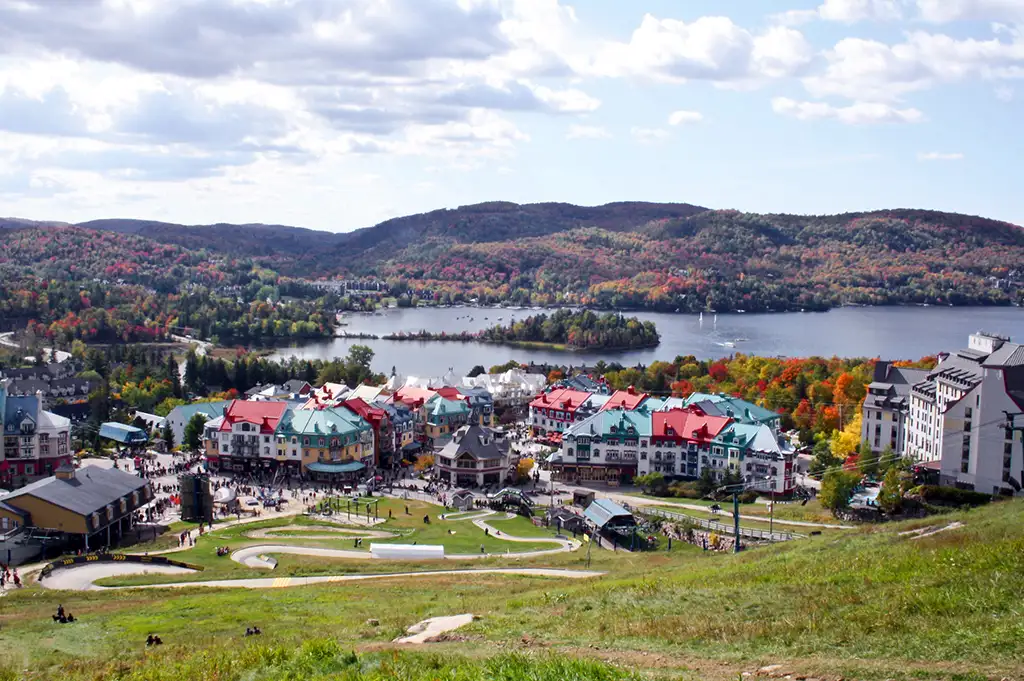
[634,506,802,542]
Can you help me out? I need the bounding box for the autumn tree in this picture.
[819,470,862,511]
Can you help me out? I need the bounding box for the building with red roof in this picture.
[600,386,649,412]
[213,400,288,473]
[529,387,593,436]
[646,406,732,478]
[342,398,392,468]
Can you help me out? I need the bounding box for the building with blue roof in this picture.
[98,422,149,448]
[426,396,471,447]
[166,401,230,448]
[583,498,636,531]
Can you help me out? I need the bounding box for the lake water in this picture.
[267,306,1024,376]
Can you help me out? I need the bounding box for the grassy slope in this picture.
[3,501,1022,680]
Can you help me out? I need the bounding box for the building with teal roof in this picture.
[711,422,795,494]
[166,401,230,448]
[683,392,781,432]
[276,407,374,481]
[555,409,652,483]
[425,396,471,447]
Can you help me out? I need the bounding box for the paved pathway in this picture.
[42,567,604,591]
[244,525,398,541]
[607,493,854,530]
[395,613,475,643]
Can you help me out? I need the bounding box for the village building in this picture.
[641,407,733,479]
[1,382,72,487]
[0,464,153,550]
[435,425,511,487]
[861,361,930,457]
[529,387,592,438]
[904,332,1024,496]
[554,408,652,483]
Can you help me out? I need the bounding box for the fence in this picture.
[38,552,204,579]
[636,506,802,542]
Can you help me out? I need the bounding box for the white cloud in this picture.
[668,110,703,125]
[772,97,925,123]
[588,14,812,84]
[918,151,965,160]
[818,0,905,22]
[803,30,1024,102]
[773,0,904,24]
[996,84,1015,99]
[566,124,611,139]
[630,126,670,144]
[530,85,601,113]
[916,0,1024,23]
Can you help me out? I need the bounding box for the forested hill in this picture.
[3,202,1023,314]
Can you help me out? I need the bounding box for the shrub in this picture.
[667,481,702,499]
[909,485,992,507]
[737,490,759,504]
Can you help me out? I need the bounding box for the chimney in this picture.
[55,462,76,481]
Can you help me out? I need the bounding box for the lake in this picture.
[267,306,1024,376]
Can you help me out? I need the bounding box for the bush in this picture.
[910,485,992,507]
[737,490,759,504]
[667,481,702,499]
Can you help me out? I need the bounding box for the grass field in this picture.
[4,499,1023,680]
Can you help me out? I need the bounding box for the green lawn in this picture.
[89,500,563,587]
[486,515,564,540]
[7,499,1023,681]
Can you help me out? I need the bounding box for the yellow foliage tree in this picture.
[517,457,535,481]
[414,454,435,472]
[830,411,863,460]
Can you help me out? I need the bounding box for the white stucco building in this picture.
[904,332,1024,496]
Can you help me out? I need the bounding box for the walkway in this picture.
[41,567,604,591]
[606,493,854,530]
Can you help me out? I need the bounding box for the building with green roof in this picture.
[276,407,374,481]
[555,409,652,483]
[425,396,471,447]
[167,401,230,447]
[683,392,781,433]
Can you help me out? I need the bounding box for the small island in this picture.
[383,309,660,351]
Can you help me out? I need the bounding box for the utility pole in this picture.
[733,491,741,554]
[766,476,775,537]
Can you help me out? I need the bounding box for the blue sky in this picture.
[0,0,1021,231]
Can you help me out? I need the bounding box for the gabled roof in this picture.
[653,407,731,443]
[220,400,288,434]
[645,397,686,412]
[342,397,386,424]
[431,396,471,417]
[279,406,370,437]
[530,387,592,412]
[983,342,1024,368]
[99,422,148,443]
[566,408,652,439]
[393,385,437,405]
[583,499,633,529]
[440,425,508,461]
[283,379,313,395]
[0,465,148,517]
[168,401,230,423]
[600,387,648,412]
[683,393,778,424]
[348,384,384,402]
[3,395,38,434]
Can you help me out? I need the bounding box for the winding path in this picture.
[39,508,584,588]
[41,566,603,591]
[243,525,398,541]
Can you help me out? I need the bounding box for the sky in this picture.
[0,0,1023,232]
